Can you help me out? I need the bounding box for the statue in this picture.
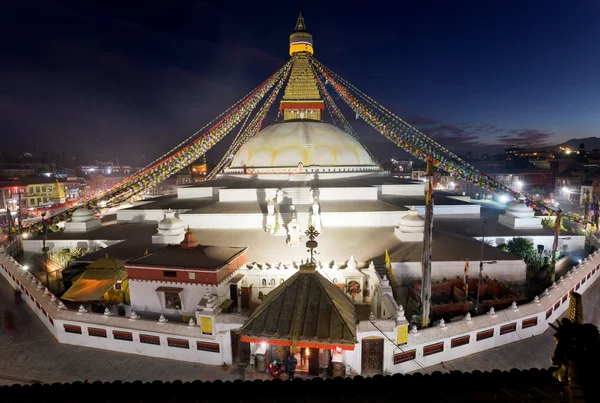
[286,219,301,247]
[267,198,275,216]
[310,198,322,232]
[265,198,277,234]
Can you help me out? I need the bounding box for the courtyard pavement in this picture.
[0,273,598,384]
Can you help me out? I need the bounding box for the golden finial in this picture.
[567,291,584,324]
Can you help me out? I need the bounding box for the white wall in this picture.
[413,204,480,216]
[177,187,216,199]
[475,235,585,256]
[392,259,527,285]
[117,209,169,223]
[381,183,425,196]
[22,239,119,254]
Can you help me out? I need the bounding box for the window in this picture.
[197,341,220,353]
[167,338,189,349]
[476,329,494,341]
[163,270,177,278]
[113,331,133,341]
[140,334,160,345]
[393,350,416,364]
[546,308,553,319]
[164,292,182,310]
[451,335,470,348]
[522,317,538,329]
[500,323,517,335]
[35,186,40,193]
[188,272,196,280]
[64,324,82,334]
[423,342,444,356]
[88,327,107,338]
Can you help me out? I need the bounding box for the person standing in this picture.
[285,352,297,380]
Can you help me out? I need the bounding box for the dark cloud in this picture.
[497,129,555,148]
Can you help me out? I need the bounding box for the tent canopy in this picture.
[241,264,357,350]
[62,269,126,302]
[86,257,125,270]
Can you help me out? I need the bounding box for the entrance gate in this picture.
[361,337,384,375]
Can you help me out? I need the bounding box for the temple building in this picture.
[14,14,588,377]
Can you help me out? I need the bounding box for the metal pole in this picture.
[476,221,486,314]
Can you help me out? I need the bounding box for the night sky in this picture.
[1,1,599,164]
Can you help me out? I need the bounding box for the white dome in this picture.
[398,210,425,233]
[230,121,377,168]
[71,208,95,222]
[157,210,185,234]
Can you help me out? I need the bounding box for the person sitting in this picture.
[268,360,286,377]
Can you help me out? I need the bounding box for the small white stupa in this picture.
[498,197,542,229]
[152,209,186,244]
[394,208,425,242]
[64,208,101,233]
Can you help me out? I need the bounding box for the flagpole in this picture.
[420,159,434,328]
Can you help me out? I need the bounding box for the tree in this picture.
[504,237,536,261]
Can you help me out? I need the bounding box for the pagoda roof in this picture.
[241,265,357,350]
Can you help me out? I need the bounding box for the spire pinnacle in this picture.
[295,13,307,32]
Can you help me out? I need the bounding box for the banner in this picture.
[397,325,408,345]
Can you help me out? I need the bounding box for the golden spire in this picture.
[281,14,324,121]
[567,291,584,324]
[295,13,307,32]
[289,13,314,56]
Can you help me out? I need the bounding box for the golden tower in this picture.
[566,291,584,324]
[280,13,324,121]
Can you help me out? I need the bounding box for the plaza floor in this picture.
[0,273,599,384]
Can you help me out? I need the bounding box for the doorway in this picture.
[229,284,238,311]
[361,337,384,375]
[230,329,250,364]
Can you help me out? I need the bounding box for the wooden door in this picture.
[361,338,384,375]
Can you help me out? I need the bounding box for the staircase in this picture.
[280,187,312,205]
[374,263,390,280]
[273,211,311,236]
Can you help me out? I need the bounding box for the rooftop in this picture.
[241,267,357,348]
[128,244,247,270]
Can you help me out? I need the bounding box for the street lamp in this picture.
[475,221,500,314]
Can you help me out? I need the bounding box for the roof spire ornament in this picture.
[305,225,320,264]
[295,12,307,32]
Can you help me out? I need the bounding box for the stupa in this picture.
[498,197,543,229]
[63,208,101,233]
[152,210,186,244]
[394,208,425,242]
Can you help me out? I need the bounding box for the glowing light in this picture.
[305,348,310,356]
[335,346,343,354]
[22,265,29,271]
[563,187,569,194]
[260,342,267,348]
[578,259,582,263]
[499,195,509,203]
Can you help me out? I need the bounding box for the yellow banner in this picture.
[201,317,213,335]
[397,325,408,345]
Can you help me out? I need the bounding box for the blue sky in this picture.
[1,0,599,162]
